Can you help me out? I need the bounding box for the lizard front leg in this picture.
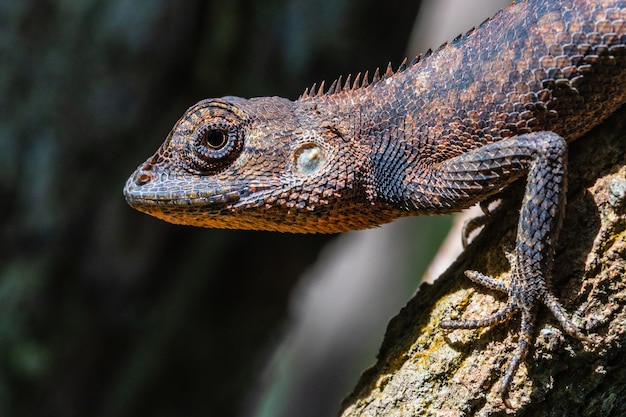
[415,131,590,407]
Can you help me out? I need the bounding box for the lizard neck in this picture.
[295,85,428,214]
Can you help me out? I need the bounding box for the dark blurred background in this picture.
[1,0,506,416]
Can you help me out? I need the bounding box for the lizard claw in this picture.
[461,215,490,248]
[461,198,501,248]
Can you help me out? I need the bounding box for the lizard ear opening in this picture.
[294,143,325,175]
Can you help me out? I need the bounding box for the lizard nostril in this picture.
[134,166,155,186]
[136,173,151,185]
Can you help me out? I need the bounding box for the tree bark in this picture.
[339,105,626,416]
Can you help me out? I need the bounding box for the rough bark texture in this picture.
[340,105,626,416]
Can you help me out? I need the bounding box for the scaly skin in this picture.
[125,0,626,406]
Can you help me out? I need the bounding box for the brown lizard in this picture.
[124,0,626,407]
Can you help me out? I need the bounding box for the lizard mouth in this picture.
[122,169,242,212]
[124,192,240,209]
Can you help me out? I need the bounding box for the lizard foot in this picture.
[440,269,591,408]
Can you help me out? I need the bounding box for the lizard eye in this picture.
[202,128,228,150]
[190,123,244,173]
[181,99,249,175]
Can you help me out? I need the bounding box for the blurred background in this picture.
[1,0,507,416]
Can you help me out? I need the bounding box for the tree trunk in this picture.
[339,105,626,416]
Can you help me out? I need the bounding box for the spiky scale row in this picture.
[299,56,419,99]
[298,3,499,101]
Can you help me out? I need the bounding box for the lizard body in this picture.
[125,0,626,406]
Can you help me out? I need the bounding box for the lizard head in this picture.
[124,95,389,233]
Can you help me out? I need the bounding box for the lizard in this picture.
[124,0,626,407]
